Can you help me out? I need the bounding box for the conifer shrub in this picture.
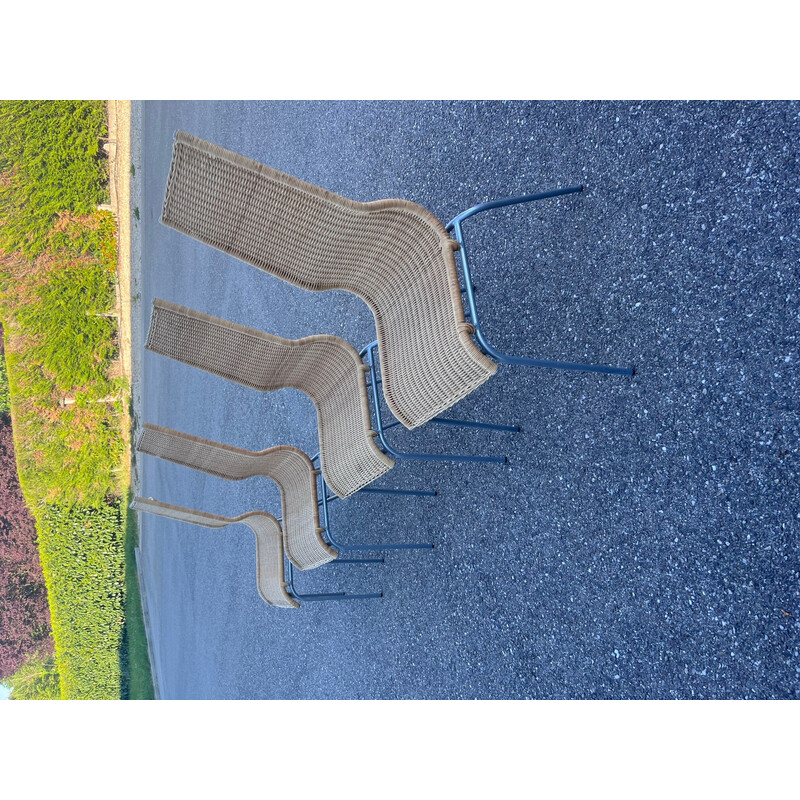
[0,101,107,257]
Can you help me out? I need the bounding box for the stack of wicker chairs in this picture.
[135,131,632,607]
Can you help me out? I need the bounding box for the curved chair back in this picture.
[145,299,394,498]
[161,130,497,430]
[130,497,298,608]
[137,423,335,570]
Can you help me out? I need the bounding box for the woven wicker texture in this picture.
[145,299,394,498]
[130,497,298,608]
[137,423,335,570]
[161,130,498,430]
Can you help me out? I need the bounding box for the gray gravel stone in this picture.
[137,101,799,699]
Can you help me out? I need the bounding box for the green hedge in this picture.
[35,502,125,699]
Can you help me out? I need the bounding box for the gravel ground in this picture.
[135,100,799,699]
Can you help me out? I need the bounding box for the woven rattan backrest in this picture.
[145,299,394,498]
[161,130,498,430]
[137,423,335,570]
[130,497,298,608]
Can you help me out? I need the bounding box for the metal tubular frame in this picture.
[286,561,383,602]
[130,500,383,605]
[357,485,436,497]
[446,185,635,377]
[363,343,515,465]
[307,451,437,498]
[310,455,434,552]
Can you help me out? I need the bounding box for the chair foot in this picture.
[297,592,383,601]
[490,354,634,376]
[395,451,507,465]
[340,543,434,551]
[357,486,438,497]
[430,416,520,433]
[335,557,385,564]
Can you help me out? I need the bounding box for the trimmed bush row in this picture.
[35,502,125,698]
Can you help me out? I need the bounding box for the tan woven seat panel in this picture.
[130,497,298,608]
[137,423,335,570]
[161,130,498,430]
[145,299,394,498]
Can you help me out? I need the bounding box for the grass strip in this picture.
[120,485,154,699]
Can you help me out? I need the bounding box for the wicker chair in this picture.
[137,423,334,569]
[146,299,521,498]
[145,298,394,499]
[130,497,295,607]
[130,497,382,606]
[161,130,633,433]
[137,422,433,555]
